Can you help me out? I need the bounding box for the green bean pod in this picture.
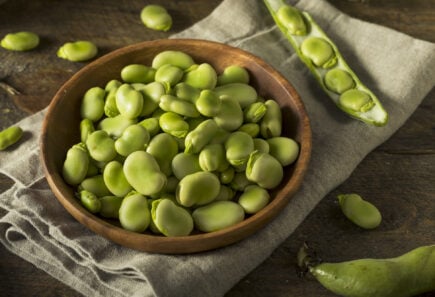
[298,243,435,297]
[263,0,388,126]
[0,125,23,150]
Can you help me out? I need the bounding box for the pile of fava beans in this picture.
[62,50,300,237]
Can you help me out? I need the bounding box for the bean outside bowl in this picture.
[40,39,311,254]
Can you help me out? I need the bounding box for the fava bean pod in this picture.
[264,0,388,126]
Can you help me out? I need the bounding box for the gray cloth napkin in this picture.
[1,0,434,296]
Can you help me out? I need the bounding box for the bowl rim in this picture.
[40,38,312,254]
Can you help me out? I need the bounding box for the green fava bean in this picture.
[116,84,144,119]
[338,193,382,229]
[171,152,202,180]
[300,37,337,68]
[99,195,123,219]
[79,174,112,197]
[324,68,355,94]
[267,136,299,166]
[104,89,120,118]
[260,99,282,138]
[123,151,167,196]
[62,143,89,185]
[155,64,184,87]
[1,31,39,51]
[57,40,97,62]
[140,5,172,32]
[217,65,250,85]
[103,161,132,197]
[80,87,105,122]
[115,124,149,156]
[0,126,23,150]
[173,82,200,102]
[192,201,244,233]
[183,63,217,90]
[238,185,270,214]
[105,79,122,92]
[159,94,200,118]
[214,185,235,201]
[244,101,267,123]
[97,115,137,138]
[184,119,218,154]
[80,118,95,143]
[199,143,229,172]
[238,123,260,138]
[119,193,151,232]
[151,50,195,70]
[230,172,254,191]
[159,112,189,138]
[214,83,257,109]
[276,5,307,36]
[133,81,165,104]
[151,198,193,237]
[253,138,270,153]
[194,90,221,117]
[225,131,254,167]
[209,127,230,145]
[139,117,160,137]
[213,96,243,132]
[176,171,221,207]
[78,190,101,214]
[246,151,283,189]
[86,130,117,162]
[146,133,179,176]
[121,64,155,84]
[339,89,375,112]
[219,167,235,184]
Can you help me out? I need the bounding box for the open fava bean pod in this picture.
[264,0,388,126]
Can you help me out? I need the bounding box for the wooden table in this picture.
[1,0,434,296]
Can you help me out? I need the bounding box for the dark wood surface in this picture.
[1,0,434,296]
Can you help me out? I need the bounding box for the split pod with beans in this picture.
[297,242,435,297]
[264,0,388,126]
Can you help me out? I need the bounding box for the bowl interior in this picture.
[40,39,311,254]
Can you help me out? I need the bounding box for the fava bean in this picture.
[146,133,178,176]
[1,31,39,51]
[183,63,217,90]
[192,201,244,232]
[78,190,101,214]
[119,193,151,232]
[173,82,200,102]
[80,87,105,122]
[104,89,120,118]
[0,125,23,150]
[62,143,89,185]
[123,151,167,196]
[214,83,257,108]
[159,112,189,138]
[229,172,253,191]
[159,94,200,118]
[57,40,97,62]
[121,64,155,84]
[246,151,283,189]
[151,50,195,70]
[238,123,260,138]
[244,101,267,123]
[301,37,337,68]
[97,115,137,138]
[86,130,117,162]
[253,138,270,153]
[176,171,220,207]
[99,195,123,219]
[324,68,355,94]
[115,124,149,157]
[116,84,144,119]
[267,136,299,166]
[103,161,132,197]
[238,185,270,214]
[219,167,235,184]
[139,117,160,137]
[79,119,95,143]
[217,65,250,85]
[213,96,243,131]
[155,64,183,87]
[260,99,282,138]
[276,5,307,36]
[337,193,382,229]
[225,131,254,167]
[215,185,235,201]
[199,143,229,172]
[133,81,166,104]
[171,152,201,180]
[339,89,375,113]
[151,198,193,237]
[79,174,112,197]
[140,4,172,32]
[184,119,218,154]
[195,90,221,117]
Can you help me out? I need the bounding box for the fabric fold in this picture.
[1,0,434,297]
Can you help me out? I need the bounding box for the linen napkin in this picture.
[1,0,434,296]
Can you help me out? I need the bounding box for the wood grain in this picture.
[1,0,434,296]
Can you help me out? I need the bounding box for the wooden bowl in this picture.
[40,39,311,254]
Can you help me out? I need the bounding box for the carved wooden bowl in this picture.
[40,39,311,254]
